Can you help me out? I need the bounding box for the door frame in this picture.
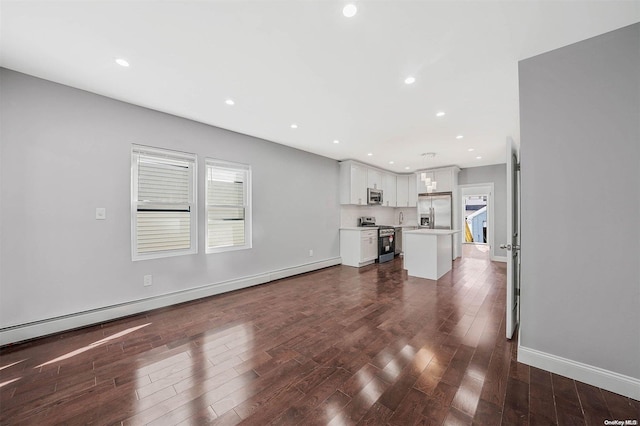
[459,183,496,261]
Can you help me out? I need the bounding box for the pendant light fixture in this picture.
[420,153,437,193]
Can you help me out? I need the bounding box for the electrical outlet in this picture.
[309,249,314,257]
[143,275,152,286]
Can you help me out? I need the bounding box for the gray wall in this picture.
[0,68,341,328]
[519,24,639,379]
[458,164,507,259]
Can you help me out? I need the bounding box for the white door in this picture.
[502,137,521,339]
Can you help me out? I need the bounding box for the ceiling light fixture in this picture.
[436,111,446,117]
[404,166,411,170]
[367,153,373,156]
[225,99,235,106]
[468,148,475,152]
[343,4,357,18]
[456,135,463,139]
[290,124,298,129]
[389,161,395,164]
[115,58,129,67]
[333,140,340,144]
[476,156,482,159]
[404,76,416,85]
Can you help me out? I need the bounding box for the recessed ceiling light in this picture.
[456,135,464,139]
[476,156,482,159]
[115,58,129,67]
[389,161,395,164]
[404,76,416,85]
[225,99,235,106]
[468,148,475,152]
[367,153,373,156]
[343,4,357,17]
[436,111,446,117]
[333,140,340,144]
[290,124,298,129]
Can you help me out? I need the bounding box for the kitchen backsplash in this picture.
[341,205,418,227]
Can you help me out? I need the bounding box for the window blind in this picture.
[206,160,251,252]
[132,146,197,260]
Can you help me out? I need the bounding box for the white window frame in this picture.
[131,145,197,261]
[206,158,252,254]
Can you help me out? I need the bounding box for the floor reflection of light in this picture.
[414,348,434,371]
[329,412,347,426]
[356,368,372,390]
[34,323,152,368]
[399,344,415,360]
[132,323,255,420]
[467,366,485,381]
[0,377,21,388]
[385,359,401,379]
[361,377,385,405]
[0,359,25,371]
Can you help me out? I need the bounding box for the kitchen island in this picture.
[403,229,461,280]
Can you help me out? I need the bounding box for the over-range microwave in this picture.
[367,188,383,205]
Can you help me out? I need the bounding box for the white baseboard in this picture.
[518,344,640,400]
[0,257,342,346]
[491,255,507,263]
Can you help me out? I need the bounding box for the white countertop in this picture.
[403,229,461,235]
[340,224,419,231]
[340,227,378,231]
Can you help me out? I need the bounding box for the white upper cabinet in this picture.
[383,173,397,207]
[435,169,454,192]
[367,169,383,190]
[396,174,417,207]
[339,161,367,205]
[339,160,427,207]
[396,175,409,207]
[408,174,417,207]
[417,167,459,193]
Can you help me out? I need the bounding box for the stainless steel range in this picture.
[358,217,396,263]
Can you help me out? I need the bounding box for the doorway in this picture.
[459,183,495,261]
[464,195,488,244]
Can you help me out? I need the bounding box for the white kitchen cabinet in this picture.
[417,167,458,193]
[396,174,417,207]
[340,228,378,267]
[383,173,397,207]
[339,161,367,205]
[396,175,409,207]
[367,169,383,190]
[408,174,417,207]
[434,169,454,192]
[361,230,378,262]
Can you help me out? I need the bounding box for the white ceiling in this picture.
[1,1,638,172]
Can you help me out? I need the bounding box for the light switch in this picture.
[96,208,106,220]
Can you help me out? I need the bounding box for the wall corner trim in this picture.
[0,257,342,346]
[518,344,640,400]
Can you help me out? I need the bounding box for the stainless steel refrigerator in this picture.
[418,192,452,229]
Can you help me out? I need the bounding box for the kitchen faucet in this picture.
[399,211,404,225]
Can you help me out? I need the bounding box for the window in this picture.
[206,159,251,253]
[131,145,197,261]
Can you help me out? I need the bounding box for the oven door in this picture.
[378,233,395,263]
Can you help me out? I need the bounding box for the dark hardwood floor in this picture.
[1,245,638,425]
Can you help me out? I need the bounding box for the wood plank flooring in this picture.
[1,245,638,425]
